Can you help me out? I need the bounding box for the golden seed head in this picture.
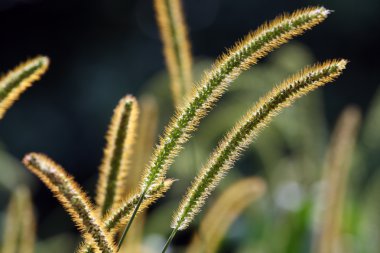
[0,56,49,119]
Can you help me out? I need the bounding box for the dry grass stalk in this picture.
[314,106,361,253]
[187,177,266,253]
[2,186,36,253]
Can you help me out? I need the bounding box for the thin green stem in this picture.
[116,189,147,251]
[162,226,179,253]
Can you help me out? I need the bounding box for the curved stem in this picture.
[117,188,147,251]
[162,226,179,253]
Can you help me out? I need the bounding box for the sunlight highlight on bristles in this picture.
[22,153,116,253]
[77,179,173,253]
[0,56,49,119]
[172,59,347,231]
[140,6,331,194]
[212,7,330,74]
[126,95,159,193]
[104,179,173,233]
[154,0,193,107]
[96,95,139,216]
[2,186,36,253]
[187,177,266,253]
[119,96,159,252]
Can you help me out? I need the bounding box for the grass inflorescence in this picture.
[1,3,351,253]
[163,60,347,251]
[23,153,116,253]
[96,95,139,216]
[0,56,49,119]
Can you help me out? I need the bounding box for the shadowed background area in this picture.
[0,0,379,252]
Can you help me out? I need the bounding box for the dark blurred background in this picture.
[0,0,379,249]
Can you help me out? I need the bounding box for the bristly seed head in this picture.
[0,56,49,120]
[172,59,347,231]
[140,6,332,194]
[23,153,116,253]
[96,95,139,216]
[77,179,174,253]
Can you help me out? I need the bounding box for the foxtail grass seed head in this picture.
[116,97,159,252]
[23,153,116,253]
[77,179,174,253]
[104,179,174,233]
[127,95,159,193]
[155,0,193,107]
[0,56,49,119]
[141,6,331,193]
[96,95,139,216]
[172,59,347,231]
